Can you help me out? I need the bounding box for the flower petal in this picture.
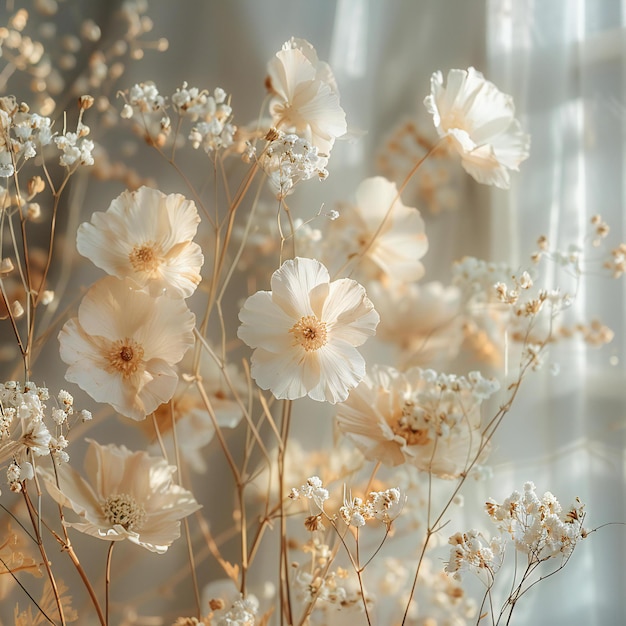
[270,257,329,319]
[323,278,379,346]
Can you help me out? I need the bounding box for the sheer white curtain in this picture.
[486,1,626,623]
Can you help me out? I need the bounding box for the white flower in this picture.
[336,365,497,477]
[58,276,195,420]
[237,257,379,403]
[267,37,347,154]
[39,439,201,553]
[76,186,204,299]
[369,280,463,368]
[326,176,428,283]
[424,67,530,189]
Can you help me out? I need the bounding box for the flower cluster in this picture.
[121,80,236,153]
[339,487,404,528]
[60,186,201,420]
[259,129,329,198]
[0,9,613,625]
[0,382,87,492]
[289,475,330,510]
[0,94,94,176]
[291,564,367,618]
[445,529,505,581]
[485,481,587,560]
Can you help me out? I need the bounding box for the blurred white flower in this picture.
[335,365,498,477]
[267,37,347,154]
[76,186,204,299]
[58,276,195,420]
[40,439,201,553]
[326,177,428,283]
[238,257,379,403]
[369,280,463,368]
[424,67,530,189]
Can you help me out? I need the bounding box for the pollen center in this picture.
[289,315,328,352]
[106,338,145,378]
[129,242,162,274]
[103,493,146,531]
[390,400,432,446]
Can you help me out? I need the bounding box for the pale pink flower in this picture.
[326,177,428,283]
[335,365,498,477]
[267,37,347,154]
[237,257,379,403]
[58,276,195,421]
[40,439,200,553]
[424,67,530,189]
[76,186,204,298]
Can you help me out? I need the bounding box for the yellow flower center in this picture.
[106,338,145,378]
[290,315,328,352]
[103,493,146,531]
[129,242,162,274]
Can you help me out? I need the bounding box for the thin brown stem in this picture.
[105,541,115,625]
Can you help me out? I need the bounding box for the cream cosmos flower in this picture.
[267,37,347,154]
[76,186,204,298]
[335,365,498,477]
[237,257,379,403]
[40,439,201,553]
[326,176,428,283]
[424,67,530,189]
[58,276,195,420]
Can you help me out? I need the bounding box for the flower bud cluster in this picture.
[289,475,330,510]
[485,481,587,560]
[259,129,329,198]
[0,381,83,493]
[445,529,505,581]
[339,487,404,528]
[121,81,236,153]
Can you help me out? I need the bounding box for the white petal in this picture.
[238,290,294,352]
[323,278,379,346]
[271,257,330,319]
[250,346,320,401]
[308,340,365,403]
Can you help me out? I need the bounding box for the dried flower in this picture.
[58,276,195,420]
[238,257,379,403]
[76,186,204,298]
[267,37,347,154]
[336,365,498,477]
[424,67,530,188]
[40,439,200,553]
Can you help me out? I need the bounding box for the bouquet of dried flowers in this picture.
[0,3,622,625]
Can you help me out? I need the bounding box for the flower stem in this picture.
[105,541,115,625]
